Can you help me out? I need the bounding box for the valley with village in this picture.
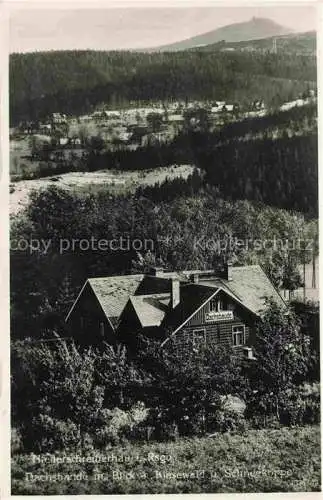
[9,12,320,495]
[10,96,275,213]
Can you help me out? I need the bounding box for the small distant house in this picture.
[127,125,148,145]
[280,99,308,112]
[52,113,67,124]
[79,115,92,123]
[71,137,82,146]
[39,123,52,133]
[223,104,235,113]
[252,100,265,111]
[92,111,105,121]
[141,132,168,146]
[104,110,121,120]
[34,134,51,144]
[66,264,286,358]
[59,137,69,146]
[211,102,226,114]
[167,114,184,132]
[167,103,181,113]
[117,131,133,143]
[24,121,39,134]
[167,114,184,123]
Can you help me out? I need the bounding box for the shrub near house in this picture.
[11,290,320,494]
[12,297,319,450]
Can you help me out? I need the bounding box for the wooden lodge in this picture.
[65,263,287,358]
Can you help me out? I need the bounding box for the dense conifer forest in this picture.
[10,184,317,341]
[10,49,316,124]
[14,103,317,216]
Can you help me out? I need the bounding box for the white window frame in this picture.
[232,325,245,347]
[209,299,217,312]
[192,328,206,345]
[209,298,223,312]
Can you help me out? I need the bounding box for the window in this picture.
[209,299,217,312]
[209,298,223,312]
[193,328,206,345]
[99,321,105,337]
[232,325,245,347]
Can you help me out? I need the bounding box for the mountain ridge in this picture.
[193,30,316,55]
[145,17,293,52]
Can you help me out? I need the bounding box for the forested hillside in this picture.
[84,134,317,215]
[10,103,318,215]
[10,49,316,124]
[197,31,316,55]
[10,184,317,340]
[195,133,317,215]
[70,104,317,216]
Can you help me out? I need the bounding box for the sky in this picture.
[9,3,318,53]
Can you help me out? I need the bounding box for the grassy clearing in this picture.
[10,165,195,215]
[11,425,320,494]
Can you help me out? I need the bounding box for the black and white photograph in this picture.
[6,0,320,494]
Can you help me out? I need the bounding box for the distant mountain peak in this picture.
[148,17,293,52]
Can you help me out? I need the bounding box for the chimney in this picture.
[170,278,180,309]
[190,273,199,284]
[149,266,164,277]
[225,261,233,281]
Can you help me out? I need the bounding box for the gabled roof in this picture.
[130,293,171,328]
[66,265,286,335]
[162,283,219,332]
[88,275,143,321]
[198,265,286,316]
[135,273,187,296]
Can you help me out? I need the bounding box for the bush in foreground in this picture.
[11,425,320,495]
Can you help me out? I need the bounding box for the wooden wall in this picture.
[66,282,115,346]
[170,290,256,356]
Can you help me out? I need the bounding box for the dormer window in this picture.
[209,298,223,312]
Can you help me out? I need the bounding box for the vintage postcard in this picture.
[3,0,321,495]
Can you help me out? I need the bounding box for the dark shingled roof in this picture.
[198,265,286,316]
[68,265,286,332]
[88,275,143,320]
[130,293,171,327]
[135,274,183,295]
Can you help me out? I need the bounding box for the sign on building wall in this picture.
[205,310,234,322]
